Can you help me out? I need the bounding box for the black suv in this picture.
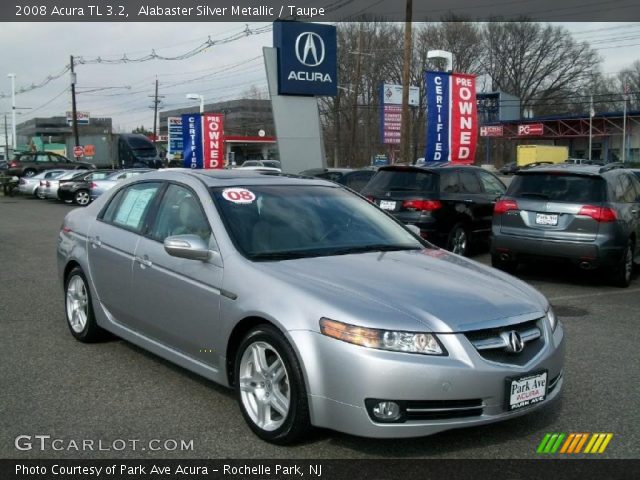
[6,152,95,177]
[491,164,640,287]
[361,164,507,255]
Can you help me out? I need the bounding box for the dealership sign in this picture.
[66,111,90,126]
[382,84,420,106]
[425,71,478,164]
[518,123,544,136]
[480,125,504,137]
[168,117,183,160]
[273,21,337,96]
[380,83,419,145]
[202,114,224,169]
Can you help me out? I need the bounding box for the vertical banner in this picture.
[450,73,477,164]
[425,71,478,164]
[202,114,225,169]
[424,71,451,162]
[182,114,203,169]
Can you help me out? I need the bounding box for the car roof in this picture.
[515,163,626,177]
[379,163,484,173]
[133,168,337,188]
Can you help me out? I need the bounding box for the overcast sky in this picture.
[0,21,638,144]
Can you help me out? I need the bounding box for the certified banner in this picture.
[202,114,224,169]
[182,114,203,169]
[424,71,477,164]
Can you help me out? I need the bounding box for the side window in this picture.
[618,174,637,203]
[439,171,461,193]
[149,184,211,243]
[35,154,49,163]
[102,182,162,233]
[478,170,506,196]
[630,175,640,201]
[459,170,482,194]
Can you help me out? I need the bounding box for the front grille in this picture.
[464,319,545,366]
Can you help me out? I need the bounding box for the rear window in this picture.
[508,173,606,203]
[365,169,437,193]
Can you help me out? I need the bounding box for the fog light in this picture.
[372,401,401,421]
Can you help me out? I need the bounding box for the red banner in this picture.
[518,123,544,136]
[202,114,224,169]
[450,73,477,164]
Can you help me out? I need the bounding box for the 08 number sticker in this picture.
[222,188,256,204]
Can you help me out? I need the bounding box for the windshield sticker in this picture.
[222,188,256,204]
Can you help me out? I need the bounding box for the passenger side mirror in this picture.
[164,234,210,261]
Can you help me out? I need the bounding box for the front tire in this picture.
[64,267,107,342]
[234,325,311,444]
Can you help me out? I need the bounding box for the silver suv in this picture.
[491,164,640,287]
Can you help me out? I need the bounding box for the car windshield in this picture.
[508,173,606,203]
[364,169,437,193]
[211,185,424,261]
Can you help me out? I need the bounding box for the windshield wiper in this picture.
[326,244,422,256]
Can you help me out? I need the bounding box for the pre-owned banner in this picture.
[202,114,224,169]
[182,114,203,169]
[425,71,478,164]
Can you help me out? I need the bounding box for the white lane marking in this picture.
[549,287,640,302]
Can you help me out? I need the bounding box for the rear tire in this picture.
[447,223,470,256]
[611,240,634,288]
[491,253,518,274]
[234,325,311,444]
[64,267,107,342]
[74,189,90,206]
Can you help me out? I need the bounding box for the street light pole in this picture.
[7,73,16,151]
[70,56,80,148]
[588,95,593,161]
[186,93,204,114]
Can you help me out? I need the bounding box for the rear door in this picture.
[499,172,606,242]
[458,169,494,234]
[86,181,164,327]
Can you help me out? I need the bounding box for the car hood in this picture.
[259,249,547,333]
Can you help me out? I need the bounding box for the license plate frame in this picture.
[505,370,548,411]
[535,213,558,226]
[379,200,397,211]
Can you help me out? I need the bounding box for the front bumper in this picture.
[288,322,564,438]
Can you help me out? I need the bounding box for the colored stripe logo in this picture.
[537,433,613,454]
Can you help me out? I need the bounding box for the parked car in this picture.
[58,169,564,443]
[41,171,82,200]
[300,168,378,193]
[0,160,7,171]
[491,164,640,287]
[499,162,519,175]
[564,158,605,166]
[17,169,68,197]
[360,164,507,256]
[6,151,95,177]
[89,168,152,201]
[57,169,115,205]
[238,160,282,170]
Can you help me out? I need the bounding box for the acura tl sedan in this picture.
[57,169,564,444]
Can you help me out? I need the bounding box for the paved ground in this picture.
[1,194,638,459]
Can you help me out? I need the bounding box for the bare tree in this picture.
[481,21,600,116]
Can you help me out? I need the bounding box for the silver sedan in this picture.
[57,169,564,444]
[89,168,152,201]
[17,169,68,197]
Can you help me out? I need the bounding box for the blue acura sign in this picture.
[273,21,337,96]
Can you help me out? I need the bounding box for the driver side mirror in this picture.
[164,234,210,261]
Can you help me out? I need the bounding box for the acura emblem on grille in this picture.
[503,330,525,353]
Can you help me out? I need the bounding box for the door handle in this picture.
[135,255,153,268]
[89,236,102,248]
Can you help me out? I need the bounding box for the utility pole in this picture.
[3,114,8,160]
[399,0,413,164]
[70,56,80,148]
[588,95,593,161]
[149,77,164,144]
[622,83,628,163]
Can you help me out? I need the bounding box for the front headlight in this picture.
[547,306,558,331]
[319,318,445,355]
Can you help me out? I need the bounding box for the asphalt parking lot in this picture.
[1,194,638,459]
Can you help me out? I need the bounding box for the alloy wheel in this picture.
[451,227,468,255]
[66,275,88,333]
[238,341,290,432]
[75,190,90,206]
